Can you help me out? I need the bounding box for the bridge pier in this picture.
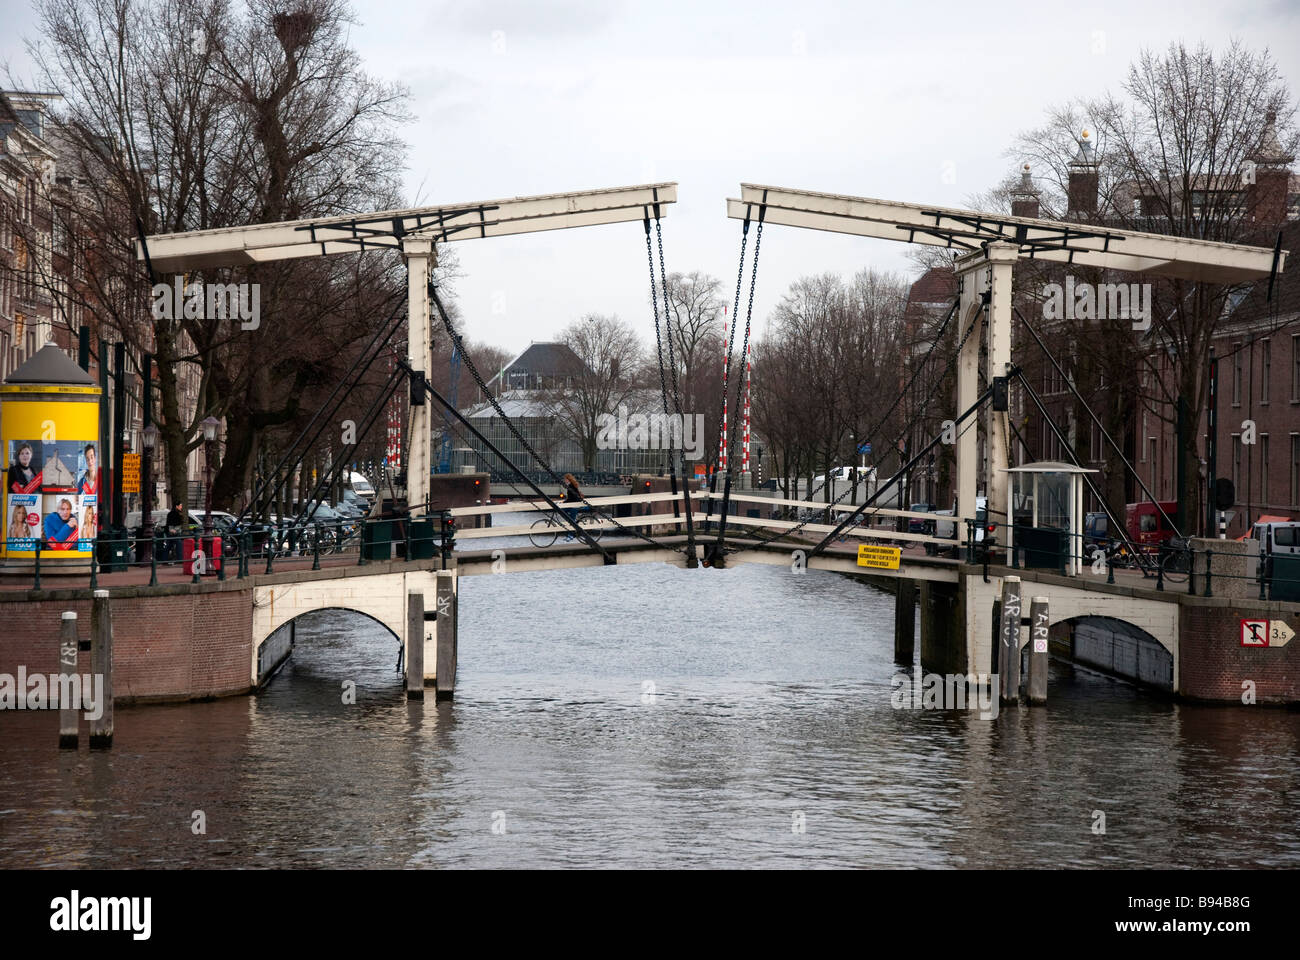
[919,579,966,675]
[406,591,424,700]
[894,579,917,665]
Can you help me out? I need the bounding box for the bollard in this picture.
[998,575,1022,704]
[217,537,226,581]
[1027,596,1049,705]
[1204,549,1213,598]
[89,589,113,748]
[312,530,321,571]
[1259,553,1267,601]
[89,548,98,591]
[58,611,79,748]
[149,535,158,587]
[1156,544,1165,592]
[435,570,458,702]
[406,591,424,700]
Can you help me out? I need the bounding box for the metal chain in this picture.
[726,219,762,471]
[644,221,674,472]
[716,222,750,466]
[430,282,689,554]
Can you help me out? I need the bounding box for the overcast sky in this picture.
[4,0,1299,355]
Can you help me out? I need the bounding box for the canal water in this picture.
[2,523,1298,868]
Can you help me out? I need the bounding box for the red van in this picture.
[1125,501,1180,550]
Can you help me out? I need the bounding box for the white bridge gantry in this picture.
[727,183,1288,543]
[137,183,678,519]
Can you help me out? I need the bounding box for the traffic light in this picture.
[991,376,1008,411]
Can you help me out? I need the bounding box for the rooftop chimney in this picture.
[1246,109,1295,227]
[1067,129,1099,219]
[1010,163,1040,219]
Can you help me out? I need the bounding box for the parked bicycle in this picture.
[1159,538,1192,583]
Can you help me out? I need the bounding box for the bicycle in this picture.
[1158,539,1192,583]
[528,506,607,548]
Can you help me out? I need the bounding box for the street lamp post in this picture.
[200,417,220,536]
[140,422,159,564]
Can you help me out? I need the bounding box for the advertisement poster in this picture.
[77,494,97,551]
[6,439,42,493]
[5,493,40,551]
[0,398,99,558]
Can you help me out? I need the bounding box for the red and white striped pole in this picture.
[741,341,752,474]
[718,308,730,472]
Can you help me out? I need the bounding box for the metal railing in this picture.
[3,510,455,591]
[960,520,1300,600]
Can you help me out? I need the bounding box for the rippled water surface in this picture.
[3,525,1298,868]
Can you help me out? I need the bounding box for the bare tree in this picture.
[1010,40,1297,531]
[20,0,413,510]
[547,313,646,471]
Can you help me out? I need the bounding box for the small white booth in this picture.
[1003,462,1098,576]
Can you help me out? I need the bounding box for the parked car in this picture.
[926,509,957,556]
[332,499,366,520]
[1084,511,1110,550]
[347,471,376,502]
[813,466,875,486]
[908,502,935,535]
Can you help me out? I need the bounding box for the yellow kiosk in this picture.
[1,344,102,570]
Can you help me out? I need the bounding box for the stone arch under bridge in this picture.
[963,573,1180,690]
[251,569,447,688]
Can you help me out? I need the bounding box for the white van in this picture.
[347,471,376,502]
[1253,521,1300,558]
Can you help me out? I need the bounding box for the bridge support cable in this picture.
[735,297,969,554]
[425,281,687,557]
[709,193,766,564]
[1014,371,1153,572]
[643,199,698,568]
[236,297,406,524]
[293,365,405,530]
[1015,306,1182,540]
[807,380,999,559]
[400,359,613,561]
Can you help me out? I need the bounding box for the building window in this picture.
[1232,434,1241,494]
[1292,434,1300,508]
[1231,342,1242,405]
[1261,339,1271,403]
[1261,434,1269,504]
[1293,335,1300,401]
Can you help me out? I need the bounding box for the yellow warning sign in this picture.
[857,544,901,570]
[121,453,140,493]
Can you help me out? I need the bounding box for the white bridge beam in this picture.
[728,184,1285,282]
[137,182,677,522]
[137,183,678,272]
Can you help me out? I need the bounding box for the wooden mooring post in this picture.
[1027,596,1049,705]
[89,589,114,747]
[58,611,79,749]
[435,570,457,702]
[998,575,1022,704]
